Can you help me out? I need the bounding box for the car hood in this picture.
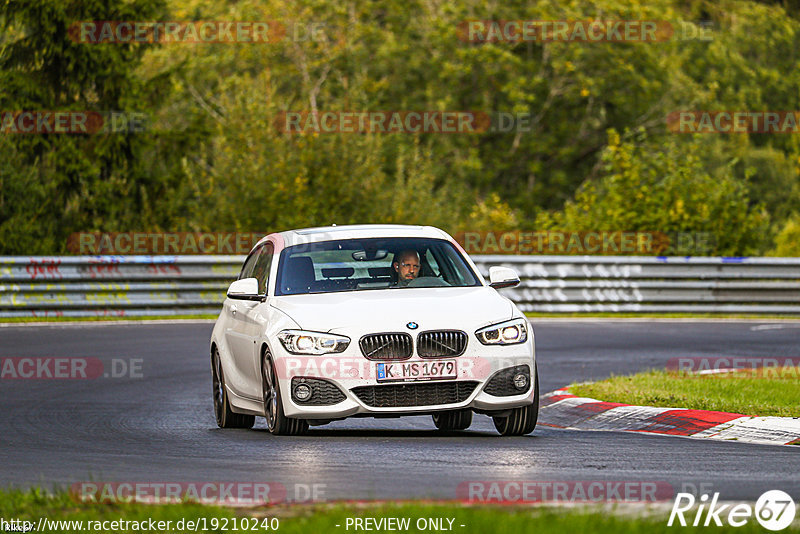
[270,286,515,332]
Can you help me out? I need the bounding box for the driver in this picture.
[392,249,420,287]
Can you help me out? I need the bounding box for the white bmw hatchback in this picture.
[210,224,538,436]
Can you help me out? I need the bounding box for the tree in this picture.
[538,129,769,255]
[0,0,170,253]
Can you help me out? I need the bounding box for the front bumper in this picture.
[273,336,536,419]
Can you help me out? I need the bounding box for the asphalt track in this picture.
[1,320,798,502]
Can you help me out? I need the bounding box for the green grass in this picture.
[0,488,237,532]
[570,368,800,417]
[2,489,796,534]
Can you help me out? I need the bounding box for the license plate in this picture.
[376,360,457,382]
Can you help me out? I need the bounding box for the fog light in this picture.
[512,372,529,390]
[294,383,312,401]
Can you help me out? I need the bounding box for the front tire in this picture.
[212,347,255,429]
[432,409,473,431]
[261,349,308,436]
[492,365,539,436]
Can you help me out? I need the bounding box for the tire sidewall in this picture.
[493,364,539,436]
[262,350,284,433]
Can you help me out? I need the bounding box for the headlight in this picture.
[277,330,350,355]
[475,318,528,346]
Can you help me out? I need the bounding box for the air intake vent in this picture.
[359,333,413,360]
[417,330,467,358]
[291,377,347,405]
[484,365,531,397]
[351,381,479,408]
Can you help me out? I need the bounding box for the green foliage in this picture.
[0,0,174,253]
[768,214,800,256]
[174,69,472,232]
[1,0,799,255]
[463,193,521,233]
[540,129,769,255]
[6,488,798,534]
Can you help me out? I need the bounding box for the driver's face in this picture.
[396,254,420,281]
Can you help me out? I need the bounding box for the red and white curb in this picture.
[539,388,800,446]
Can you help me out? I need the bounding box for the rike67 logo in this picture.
[668,490,796,531]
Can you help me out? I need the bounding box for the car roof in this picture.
[266,224,453,248]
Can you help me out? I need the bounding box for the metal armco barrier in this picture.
[477,256,800,314]
[0,256,240,318]
[1,255,799,318]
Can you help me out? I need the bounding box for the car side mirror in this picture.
[488,266,520,289]
[227,278,263,301]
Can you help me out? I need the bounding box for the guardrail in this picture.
[1,255,799,318]
[480,255,800,314]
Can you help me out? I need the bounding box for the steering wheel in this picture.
[407,276,450,288]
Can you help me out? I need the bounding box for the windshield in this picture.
[275,237,481,296]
